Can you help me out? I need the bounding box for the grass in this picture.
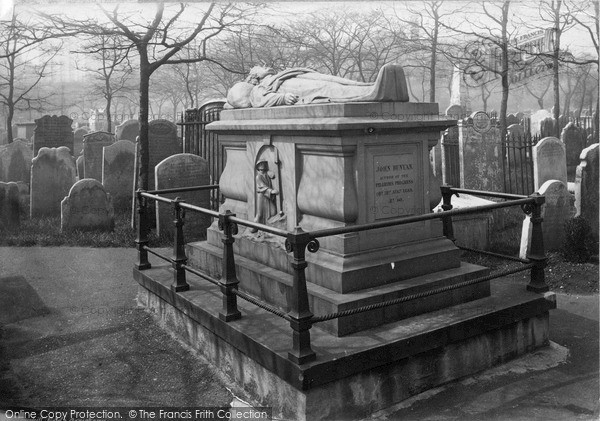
[0,210,172,248]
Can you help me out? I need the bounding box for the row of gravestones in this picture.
[0,119,212,239]
[520,141,599,257]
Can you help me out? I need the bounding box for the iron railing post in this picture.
[286,227,317,365]
[525,194,549,292]
[440,185,456,243]
[171,198,189,292]
[135,190,151,270]
[218,210,241,321]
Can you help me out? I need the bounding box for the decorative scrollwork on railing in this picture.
[307,238,320,253]
[285,239,293,253]
[217,219,224,231]
[230,222,239,236]
[521,202,535,215]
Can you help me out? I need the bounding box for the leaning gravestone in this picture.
[83,131,114,182]
[561,122,586,178]
[532,137,567,190]
[33,115,74,155]
[102,140,135,210]
[30,147,76,217]
[574,143,599,241]
[73,127,89,156]
[61,178,114,232]
[0,140,33,183]
[155,154,210,241]
[115,119,139,142]
[0,181,20,230]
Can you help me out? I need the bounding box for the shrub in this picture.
[561,216,596,263]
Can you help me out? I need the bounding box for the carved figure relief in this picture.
[250,146,285,235]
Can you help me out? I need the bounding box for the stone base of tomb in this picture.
[134,265,556,421]
[186,232,490,336]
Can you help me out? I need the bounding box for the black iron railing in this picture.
[135,185,548,366]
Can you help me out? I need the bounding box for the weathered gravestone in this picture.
[115,119,139,142]
[83,131,114,182]
[520,180,574,257]
[532,137,567,190]
[0,181,20,230]
[76,155,84,180]
[30,147,76,217]
[561,122,586,179]
[33,115,74,155]
[574,143,599,241]
[73,127,89,156]
[507,123,524,139]
[0,140,33,183]
[459,123,504,191]
[445,104,463,118]
[61,178,114,232]
[541,117,556,138]
[154,153,210,241]
[102,140,135,210]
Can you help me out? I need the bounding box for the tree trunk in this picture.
[499,1,510,140]
[552,0,562,137]
[429,10,439,103]
[106,96,112,133]
[138,59,151,191]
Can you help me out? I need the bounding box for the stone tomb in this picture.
[33,115,74,155]
[115,119,139,142]
[61,179,114,231]
[0,140,33,183]
[0,181,20,230]
[136,100,555,420]
[532,137,567,190]
[154,153,210,241]
[574,143,599,241]
[83,131,114,182]
[102,140,135,210]
[30,147,76,217]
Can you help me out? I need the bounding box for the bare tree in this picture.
[48,2,257,190]
[75,34,134,133]
[0,12,68,142]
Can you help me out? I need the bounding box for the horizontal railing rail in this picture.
[134,183,548,366]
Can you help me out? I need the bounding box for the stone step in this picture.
[186,241,490,336]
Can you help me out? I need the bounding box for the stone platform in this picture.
[135,265,556,421]
[186,236,490,336]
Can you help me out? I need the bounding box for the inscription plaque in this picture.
[373,153,416,219]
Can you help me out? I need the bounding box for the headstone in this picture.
[33,115,74,155]
[445,104,463,119]
[73,127,89,156]
[561,122,586,178]
[530,110,552,136]
[507,123,524,139]
[102,140,135,210]
[30,147,76,217]
[138,119,180,191]
[460,123,504,191]
[515,111,524,123]
[115,119,139,142]
[506,114,519,126]
[76,155,84,180]
[541,117,556,138]
[61,178,114,231]
[154,153,210,241]
[0,140,33,183]
[83,131,114,182]
[0,181,20,230]
[532,137,567,190]
[574,143,599,241]
[533,180,575,252]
